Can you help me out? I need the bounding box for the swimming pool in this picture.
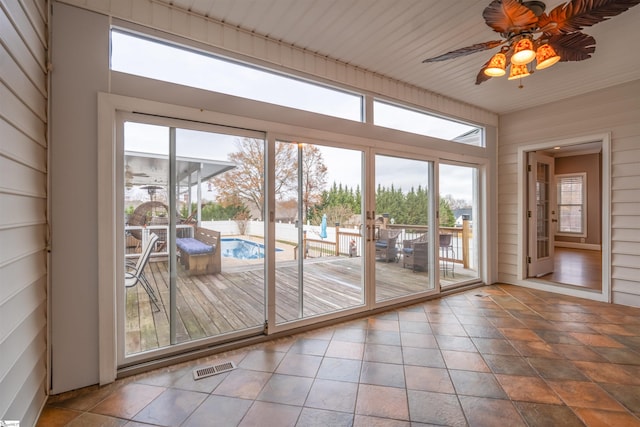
[221,238,283,260]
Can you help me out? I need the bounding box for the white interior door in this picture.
[527,151,556,277]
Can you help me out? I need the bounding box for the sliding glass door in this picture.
[374,154,435,303]
[117,114,484,366]
[120,115,266,363]
[275,141,365,325]
[438,162,480,287]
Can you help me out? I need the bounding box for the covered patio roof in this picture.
[125,151,236,188]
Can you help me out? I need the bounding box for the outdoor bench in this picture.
[176,227,221,275]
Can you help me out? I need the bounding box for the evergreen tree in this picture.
[439,198,455,227]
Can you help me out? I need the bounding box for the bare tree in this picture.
[301,144,328,222]
[212,138,297,220]
[442,193,471,210]
[321,204,354,227]
[212,139,329,221]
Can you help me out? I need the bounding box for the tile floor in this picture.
[38,284,640,426]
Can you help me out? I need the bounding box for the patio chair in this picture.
[126,201,169,250]
[439,233,455,277]
[402,233,428,271]
[375,228,401,262]
[125,232,160,311]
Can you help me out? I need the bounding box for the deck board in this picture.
[125,256,477,355]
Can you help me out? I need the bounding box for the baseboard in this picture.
[554,241,601,251]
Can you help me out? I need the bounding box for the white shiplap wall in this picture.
[0,0,48,425]
[498,79,640,306]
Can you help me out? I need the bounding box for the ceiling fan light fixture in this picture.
[485,52,507,76]
[535,44,561,70]
[421,0,640,86]
[511,37,536,65]
[508,63,530,80]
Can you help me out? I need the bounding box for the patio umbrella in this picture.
[319,214,328,239]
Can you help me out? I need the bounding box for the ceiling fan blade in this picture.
[422,40,504,63]
[549,32,596,61]
[539,0,640,35]
[483,0,539,34]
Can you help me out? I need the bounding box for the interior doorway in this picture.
[522,139,606,294]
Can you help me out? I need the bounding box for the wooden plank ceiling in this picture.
[156,0,640,114]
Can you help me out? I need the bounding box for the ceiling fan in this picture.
[422,0,640,84]
[125,165,150,188]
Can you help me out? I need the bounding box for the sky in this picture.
[116,31,477,204]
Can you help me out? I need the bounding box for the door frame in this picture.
[517,133,611,302]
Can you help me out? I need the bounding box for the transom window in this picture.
[110,30,363,121]
[373,100,484,146]
[111,29,486,146]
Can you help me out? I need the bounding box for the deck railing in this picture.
[297,218,472,268]
[389,219,473,268]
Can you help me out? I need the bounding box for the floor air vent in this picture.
[193,361,236,380]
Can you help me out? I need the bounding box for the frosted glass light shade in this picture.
[535,44,561,70]
[485,52,507,76]
[511,38,535,65]
[508,63,530,80]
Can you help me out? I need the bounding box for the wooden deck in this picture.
[125,256,478,355]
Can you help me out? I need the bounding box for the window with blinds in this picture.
[556,173,586,236]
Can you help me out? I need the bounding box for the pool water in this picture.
[221,238,282,260]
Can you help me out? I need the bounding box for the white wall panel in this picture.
[0,252,46,306]
[0,156,46,197]
[613,176,640,190]
[613,253,640,269]
[0,83,46,144]
[612,228,640,242]
[186,13,206,41]
[613,241,640,255]
[0,44,47,120]
[0,225,46,266]
[612,202,640,216]
[0,7,46,93]
[152,1,170,29]
[612,190,640,203]
[0,194,46,229]
[4,359,47,427]
[612,215,640,229]
[498,79,640,306]
[49,1,110,394]
[0,304,46,418]
[0,279,46,344]
[0,323,46,420]
[3,0,46,60]
[0,0,48,423]
[110,0,132,19]
[131,0,152,26]
[0,118,47,171]
[611,152,640,166]
[20,0,47,42]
